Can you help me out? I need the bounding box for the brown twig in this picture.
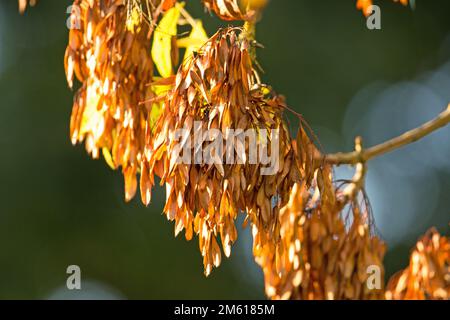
[341,137,367,201]
[147,0,164,39]
[321,104,450,165]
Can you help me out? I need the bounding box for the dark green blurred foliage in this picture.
[0,0,449,299]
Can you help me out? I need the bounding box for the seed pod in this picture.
[144,28,299,275]
[386,229,449,300]
[254,165,386,300]
[202,0,255,21]
[65,0,155,202]
[356,0,409,16]
[18,0,37,13]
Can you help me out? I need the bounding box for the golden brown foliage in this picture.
[65,0,155,202]
[18,0,450,301]
[202,0,254,21]
[254,162,386,300]
[386,229,449,300]
[144,28,296,275]
[356,0,408,16]
[18,0,38,13]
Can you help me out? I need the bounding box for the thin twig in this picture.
[179,5,198,29]
[341,137,367,203]
[320,104,450,165]
[147,1,164,38]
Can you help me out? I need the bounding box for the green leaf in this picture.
[151,3,182,78]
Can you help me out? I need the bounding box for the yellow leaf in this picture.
[149,83,171,130]
[240,0,269,10]
[177,20,208,62]
[151,3,182,77]
[126,5,142,33]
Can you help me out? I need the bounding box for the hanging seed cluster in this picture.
[356,0,409,16]
[144,28,297,275]
[386,229,449,300]
[18,0,37,13]
[254,162,386,300]
[65,0,156,202]
[17,0,450,300]
[202,0,254,21]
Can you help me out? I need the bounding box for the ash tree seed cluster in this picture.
[18,0,37,13]
[18,0,449,300]
[386,229,449,300]
[357,0,409,16]
[144,28,296,275]
[65,0,155,202]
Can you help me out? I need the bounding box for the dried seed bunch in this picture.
[65,0,156,202]
[202,0,255,21]
[18,0,450,301]
[144,28,297,275]
[240,0,269,11]
[18,0,38,13]
[254,162,386,300]
[386,229,449,300]
[356,0,409,16]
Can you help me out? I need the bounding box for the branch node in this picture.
[319,105,450,166]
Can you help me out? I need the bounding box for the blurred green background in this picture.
[0,0,449,299]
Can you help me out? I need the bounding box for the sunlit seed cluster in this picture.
[202,0,252,21]
[356,0,409,16]
[18,0,38,14]
[254,159,386,300]
[386,229,449,300]
[144,28,297,275]
[65,0,155,202]
[17,0,449,300]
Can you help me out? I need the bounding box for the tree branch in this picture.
[341,137,367,201]
[321,104,450,165]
